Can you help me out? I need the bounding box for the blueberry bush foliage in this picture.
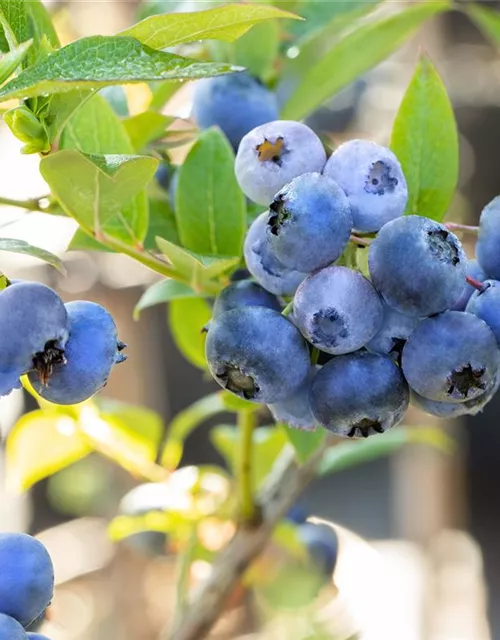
[2,0,500,638]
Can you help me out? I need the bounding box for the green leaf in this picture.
[176,128,245,257]
[149,80,182,111]
[134,279,199,318]
[280,423,326,464]
[40,150,157,246]
[68,228,113,253]
[211,425,288,489]
[43,90,94,144]
[282,0,451,121]
[318,426,452,477]
[156,236,238,290]
[144,199,180,249]
[0,0,28,50]
[0,238,65,273]
[123,111,174,152]
[122,4,300,50]
[0,38,31,84]
[168,297,212,370]
[161,393,227,469]
[390,54,458,221]
[219,391,257,413]
[6,410,91,492]
[100,85,129,117]
[25,0,60,52]
[465,3,500,46]
[0,35,240,103]
[234,21,280,80]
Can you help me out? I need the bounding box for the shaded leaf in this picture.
[234,20,280,80]
[0,39,31,85]
[0,238,65,273]
[68,228,114,253]
[144,199,180,249]
[168,297,212,370]
[161,393,227,469]
[149,79,181,111]
[390,54,458,221]
[134,279,199,318]
[122,4,300,49]
[44,90,94,144]
[465,3,500,46]
[280,423,327,464]
[123,111,174,151]
[0,0,28,50]
[318,426,452,477]
[0,35,240,102]
[176,128,245,257]
[6,410,91,492]
[40,150,156,246]
[100,85,129,117]
[282,0,451,121]
[26,0,60,52]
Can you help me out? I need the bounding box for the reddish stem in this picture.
[466,275,485,291]
[445,222,479,234]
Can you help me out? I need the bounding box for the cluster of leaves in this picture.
[1,0,500,628]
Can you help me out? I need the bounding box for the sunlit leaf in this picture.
[168,297,212,369]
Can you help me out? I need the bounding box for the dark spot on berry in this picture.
[216,364,259,400]
[427,229,461,266]
[447,363,486,399]
[32,339,67,385]
[389,337,406,363]
[364,161,398,196]
[311,308,348,348]
[268,195,290,236]
[255,136,289,166]
[347,418,384,438]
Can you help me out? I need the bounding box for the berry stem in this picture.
[311,347,320,366]
[281,300,294,317]
[237,410,259,527]
[466,275,485,291]
[173,525,198,629]
[445,222,479,234]
[349,234,371,247]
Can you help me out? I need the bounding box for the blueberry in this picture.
[266,173,352,272]
[235,120,327,205]
[366,301,419,359]
[476,196,500,279]
[0,282,68,396]
[0,614,26,639]
[192,72,279,150]
[452,259,487,311]
[205,306,310,403]
[268,366,318,431]
[155,162,172,191]
[322,139,408,232]
[244,212,308,296]
[27,635,51,640]
[411,374,499,419]
[368,216,467,317]
[212,280,281,321]
[310,351,409,438]
[402,311,500,403]
[292,266,383,355]
[466,279,500,346]
[285,504,308,524]
[29,301,126,405]
[0,533,54,628]
[297,523,339,577]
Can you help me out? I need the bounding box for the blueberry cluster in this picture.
[0,533,54,639]
[205,120,500,437]
[0,281,126,404]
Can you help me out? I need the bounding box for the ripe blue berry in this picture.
[266,173,352,272]
[27,635,51,640]
[293,266,383,355]
[310,351,409,438]
[402,311,500,403]
[366,301,419,359]
[285,504,308,524]
[0,533,54,628]
[192,72,278,149]
[0,282,68,397]
[268,366,318,431]
[29,301,126,405]
[244,212,307,296]
[452,259,487,311]
[297,523,338,577]
[235,120,327,205]
[212,280,281,321]
[466,279,500,346]
[476,196,500,279]
[411,374,499,419]
[205,306,310,403]
[155,162,172,192]
[0,614,26,639]
[368,216,467,317]
[322,139,408,232]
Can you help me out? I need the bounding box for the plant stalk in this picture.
[237,410,258,526]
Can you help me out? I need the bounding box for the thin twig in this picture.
[349,234,371,247]
[0,196,48,212]
[445,222,479,234]
[237,410,258,525]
